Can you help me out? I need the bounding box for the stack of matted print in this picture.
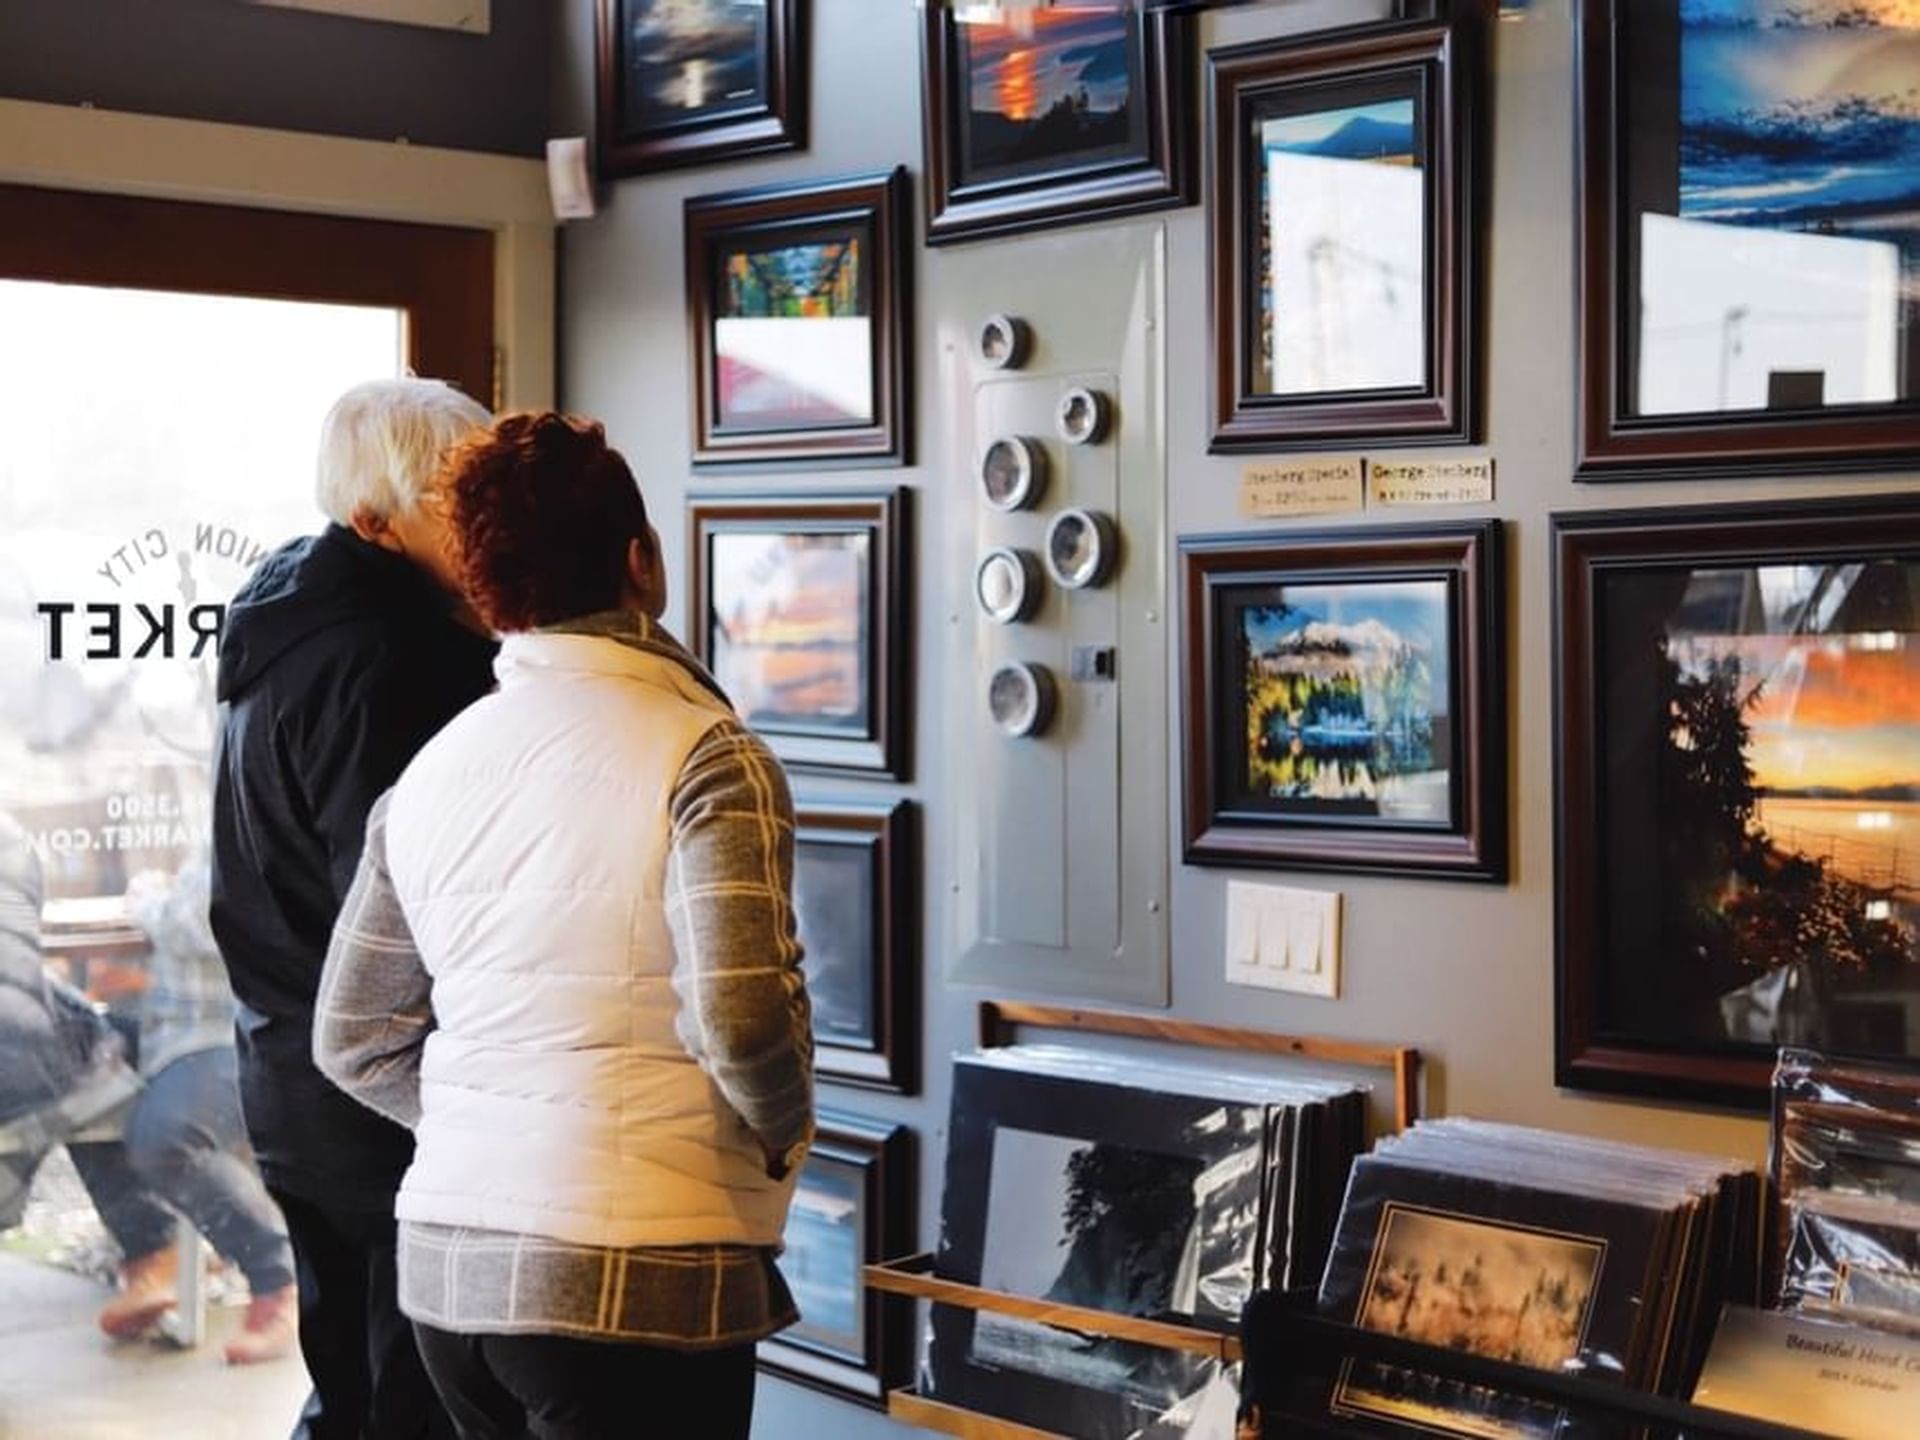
[921,1044,1370,1439]
[1773,1049,1920,1330]
[1294,1119,1760,1438]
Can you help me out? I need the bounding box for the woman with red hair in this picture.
[314,412,814,1439]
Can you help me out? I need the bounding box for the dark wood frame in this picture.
[688,489,911,780]
[685,168,911,468]
[595,0,806,178]
[919,6,1195,245]
[1553,495,1920,1108]
[1575,0,1920,480]
[1180,520,1505,882]
[797,798,918,1094]
[760,1111,914,1408]
[1207,15,1482,452]
[0,185,493,405]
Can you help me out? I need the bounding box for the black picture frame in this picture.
[685,168,911,468]
[795,798,918,1095]
[1180,520,1505,883]
[688,489,911,781]
[760,1112,914,1407]
[595,0,807,178]
[1575,0,1920,479]
[1207,12,1482,452]
[1553,496,1920,1109]
[919,4,1195,246]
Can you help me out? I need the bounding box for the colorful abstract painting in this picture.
[715,237,872,431]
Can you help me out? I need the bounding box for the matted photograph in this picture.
[1555,496,1920,1105]
[685,170,910,466]
[794,799,917,1093]
[689,491,910,779]
[1333,1205,1605,1440]
[595,0,805,177]
[1181,521,1504,881]
[920,5,1193,244]
[759,1113,913,1407]
[1577,0,1920,476]
[1208,15,1482,450]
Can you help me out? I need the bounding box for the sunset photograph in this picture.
[956,8,1140,181]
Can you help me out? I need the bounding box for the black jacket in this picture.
[210,525,496,1209]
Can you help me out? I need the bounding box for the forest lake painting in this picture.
[1676,0,1920,367]
[1336,1205,1605,1440]
[1230,580,1451,825]
[957,9,1140,184]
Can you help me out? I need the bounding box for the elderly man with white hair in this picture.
[211,378,495,1440]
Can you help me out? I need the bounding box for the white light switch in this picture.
[1224,880,1341,998]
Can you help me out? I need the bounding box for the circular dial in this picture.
[978,314,1031,370]
[979,435,1047,512]
[1043,508,1118,590]
[975,547,1041,625]
[987,660,1057,739]
[1055,385,1111,446]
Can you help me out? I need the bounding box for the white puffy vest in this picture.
[382,632,797,1248]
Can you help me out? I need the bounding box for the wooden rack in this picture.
[865,1001,1423,1440]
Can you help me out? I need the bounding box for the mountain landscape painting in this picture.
[1674,0,1920,403]
[1257,97,1424,395]
[955,8,1142,184]
[1228,579,1452,825]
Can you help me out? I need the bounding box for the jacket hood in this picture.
[216,526,451,701]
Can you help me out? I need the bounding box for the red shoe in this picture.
[223,1284,297,1365]
[98,1246,179,1340]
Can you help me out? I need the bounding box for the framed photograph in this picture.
[926,1055,1304,1439]
[1576,1,1920,479]
[685,168,910,468]
[688,490,910,779]
[761,1112,914,1407]
[1179,521,1505,882]
[1207,14,1482,451]
[794,798,917,1094]
[595,0,805,178]
[919,4,1195,245]
[1554,496,1920,1107]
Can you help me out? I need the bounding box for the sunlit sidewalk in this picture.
[0,1250,309,1440]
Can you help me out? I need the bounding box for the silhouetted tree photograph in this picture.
[1603,559,1920,1061]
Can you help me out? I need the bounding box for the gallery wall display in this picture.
[595,0,806,178]
[684,168,911,467]
[1575,0,1920,479]
[793,798,917,1094]
[1180,520,1505,882]
[919,4,1195,245]
[1553,496,1920,1108]
[760,1111,914,1408]
[1207,12,1482,452]
[688,489,910,779]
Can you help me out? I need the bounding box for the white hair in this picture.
[314,378,491,525]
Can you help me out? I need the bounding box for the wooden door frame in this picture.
[0,97,553,409]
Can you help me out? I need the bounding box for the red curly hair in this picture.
[444,411,651,633]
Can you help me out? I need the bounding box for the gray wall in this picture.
[0,0,552,156]
[550,2,1918,1436]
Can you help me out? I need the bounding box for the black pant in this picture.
[273,1188,455,1440]
[413,1324,757,1440]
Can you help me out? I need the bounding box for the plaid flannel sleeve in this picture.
[313,792,432,1129]
[664,719,815,1171]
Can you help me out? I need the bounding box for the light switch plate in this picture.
[1224,880,1341,998]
